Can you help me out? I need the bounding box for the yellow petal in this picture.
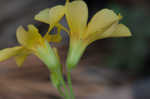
[0,46,23,62]
[86,9,120,35]
[16,24,43,49]
[28,24,39,34]
[109,24,132,37]
[49,5,65,27]
[65,0,88,36]
[34,8,50,24]
[95,22,119,40]
[85,23,132,45]
[35,6,65,27]
[46,6,65,34]
[14,49,30,67]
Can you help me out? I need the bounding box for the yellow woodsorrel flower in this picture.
[65,0,132,69]
[0,24,61,70]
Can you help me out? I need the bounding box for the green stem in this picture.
[67,69,75,99]
[57,86,65,97]
[58,72,70,99]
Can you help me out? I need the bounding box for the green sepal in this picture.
[37,41,61,71]
[66,40,87,70]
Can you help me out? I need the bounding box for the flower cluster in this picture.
[34,0,131,69]
[0,0,131,98]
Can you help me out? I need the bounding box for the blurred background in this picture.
[0,0,150,99]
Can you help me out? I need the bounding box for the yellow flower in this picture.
[65,0,132,69]
[0,24,61,70]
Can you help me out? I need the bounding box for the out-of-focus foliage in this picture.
[107,4,150,75]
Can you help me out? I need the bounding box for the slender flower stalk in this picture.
[67,70,75,99]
